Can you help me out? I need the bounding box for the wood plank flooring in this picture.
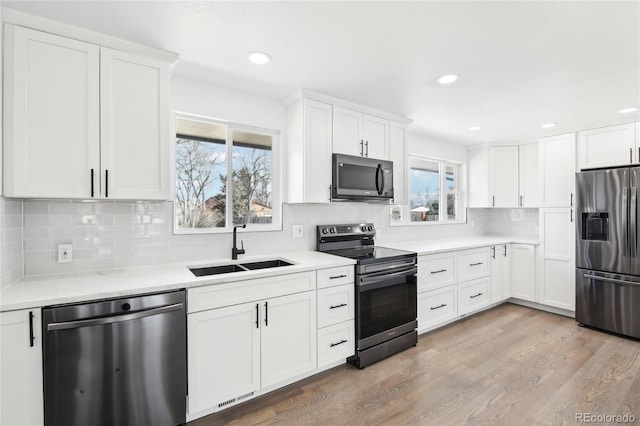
[189,304,640,425]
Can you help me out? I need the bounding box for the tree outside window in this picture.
[407,156,461,223]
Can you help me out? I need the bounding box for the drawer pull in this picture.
[470,292,484,299]
[330,339,348,348]
[469,262,483,267]
[430,303,447,311]
[330,274,347,279]
[330,303,348,310]
[430,269,447,274]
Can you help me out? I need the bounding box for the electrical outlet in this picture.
[292,225,303,238]
[58,244,72,263]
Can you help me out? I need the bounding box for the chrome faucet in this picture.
[232,224,246,260]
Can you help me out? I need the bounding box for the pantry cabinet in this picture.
[577,122,639,170]
[3,25,171,200]
[0,309,43,426]
[333,106,389,159]
[286,98,333,203]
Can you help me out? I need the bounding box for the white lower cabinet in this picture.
[538,208,575,310]
[489,244,511,302]
[187,285,316,418]
[511,244,536,301]
[417,285,457,331]
[316,267,355,369]
[0,309,44,426]
[458,277,491,316]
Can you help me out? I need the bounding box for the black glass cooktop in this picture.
[325,246,415,264]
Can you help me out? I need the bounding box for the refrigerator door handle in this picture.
[631,187,637,257]
[583,273,640,287]
[623,186,629,256]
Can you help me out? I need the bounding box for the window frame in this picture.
[394,154,465,226]
[173,112,282,234]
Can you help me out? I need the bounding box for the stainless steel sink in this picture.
[241,259,293,270]
[189,259,293,277]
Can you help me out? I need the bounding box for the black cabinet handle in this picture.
[430,269,447,274]
[630,147,633,163]
[330,339,347,348]
[264,301,268,326]
[29,311,35,347]
[330,274,347,280]
[520,195,523,207]
[360,140,364,156]
[255,303,259,329]
[491,247,496,259]
[365,141,369,157]
[470,293,484,299]
[105,169,109,198]
[469,262,483,266]
[503,245,507,257]
[430,303,447,311]
[90,169,95,197]
[492,196,495,207]
[330,303,347,310]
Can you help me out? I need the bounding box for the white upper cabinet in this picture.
[389,122,408,204]
[467,146,490,208]
[489,146,519,207]
[332,106,389,159]
[3,25,171,200]
[539,133,576,208]
[100,48,170,200]
[3,25,100,198]
[518,143,539,207]
[286,98,332,203]
[577,122,638,170]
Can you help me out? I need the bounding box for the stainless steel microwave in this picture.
[332,153,394,201]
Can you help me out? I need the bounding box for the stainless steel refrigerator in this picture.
[576,167,640,339]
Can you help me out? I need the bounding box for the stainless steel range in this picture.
[317,223,417,368]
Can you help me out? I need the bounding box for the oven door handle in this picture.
[358,267,417,289]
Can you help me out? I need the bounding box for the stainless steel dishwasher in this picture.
[43,290,187,426]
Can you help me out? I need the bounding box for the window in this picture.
[406,155,462,223]
[174,115,280,233]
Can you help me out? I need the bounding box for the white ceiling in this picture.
[3,1,639,145]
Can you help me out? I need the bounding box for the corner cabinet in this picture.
[3,25,171,200]
[285,98,332,203]
[0,309,44,426]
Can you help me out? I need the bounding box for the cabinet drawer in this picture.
[317,284,354,328]
[458,277,490,316]
[317,265,354,289]
[418,253,456,292]
[317,320,354,367]
[188,271,316,313]
[417,285,457,332]
[458,248,490,282]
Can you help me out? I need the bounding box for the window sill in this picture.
[174,223,283,235]
[389,220,467,227]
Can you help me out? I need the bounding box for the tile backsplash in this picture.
[1,199,538,285]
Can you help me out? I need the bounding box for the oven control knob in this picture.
[367,225,373,231]
[322,228,328,234]
[361,225,367,232]
[330,227,336,234]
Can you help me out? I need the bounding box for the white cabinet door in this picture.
[362,114,389,159]
[418,285,458,331]
[538,208,575,310]
[389,122,408,204]
[511,244,535,301]
[100,48,170,200]
[501,244,512,298]
[489,146,519,207]
[4,25,100,198]
[418,252,457,293]
[285,98,332,203]
[187,302,260,416]
[489,246,502,302]
[467,146,490,208]
[0,309,44,426]
[457,248,490,282]
[539,133,576,207]
[519,143,539,207]
[261,291,316,388]
[578,123,637,170]
[458,277,490,316]
[333,106,363,157]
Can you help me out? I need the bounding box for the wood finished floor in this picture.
[189,304,640,425]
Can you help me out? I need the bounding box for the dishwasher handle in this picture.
[47,303,183,331]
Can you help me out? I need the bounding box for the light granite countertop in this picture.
[0,236,538,312]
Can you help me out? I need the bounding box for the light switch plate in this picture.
[292,225,303,238]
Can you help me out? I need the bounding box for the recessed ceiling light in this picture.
[619,107,638,114]
[248,51,271,65]
[469,126,483,131]
[437,74,459,85]
[541,123,556,129]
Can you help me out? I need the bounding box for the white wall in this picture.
[408,132,467,163]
